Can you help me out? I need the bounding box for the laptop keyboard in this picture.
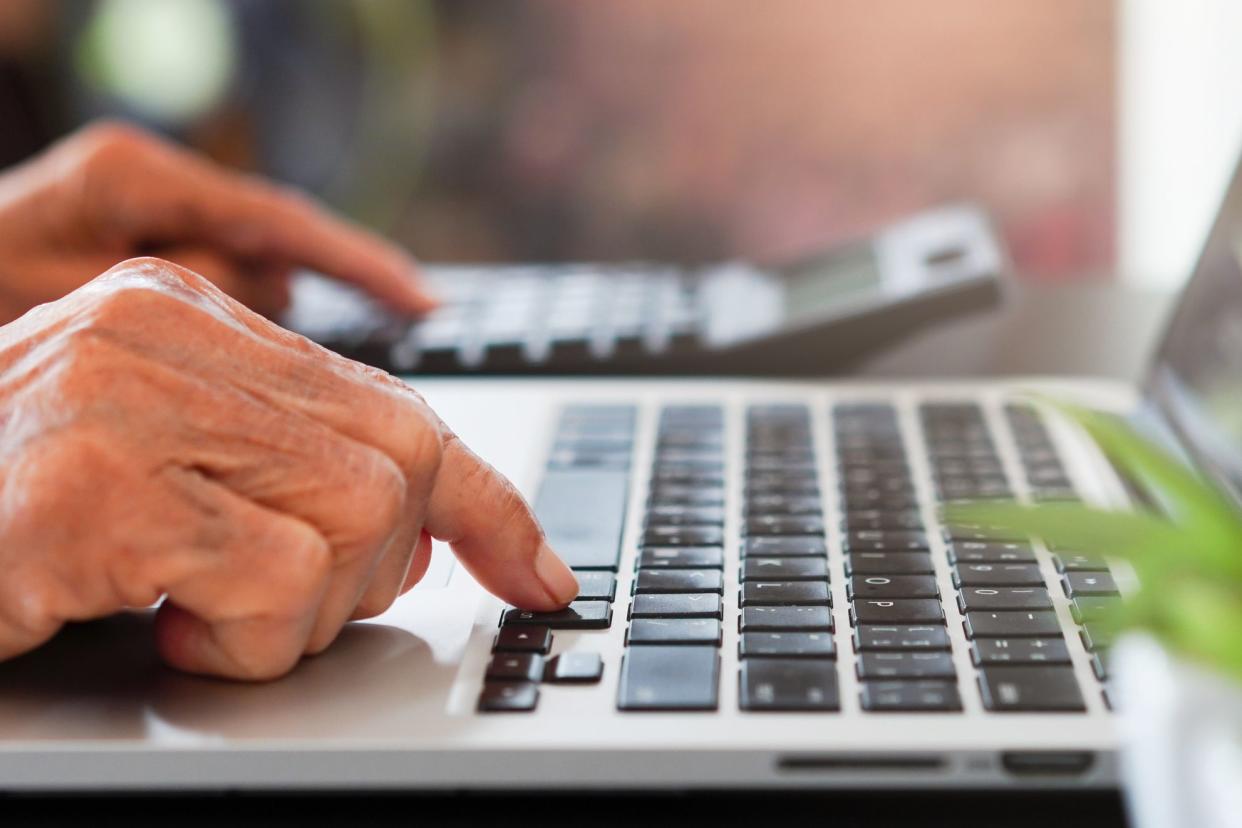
[480,400,1119,714]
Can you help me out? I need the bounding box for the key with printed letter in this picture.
[963,611,1062,638]
[740,606,833,633]
[740,581,831,607]
[861,681,963,712]
[850,599,945,625]
[857,652,956,680]
[970,637,1070,665]
[739,659,839,711]
[957,588,1052,612]
[978,666,1086,712]
[501,601,613,629]
[739,632,836,659]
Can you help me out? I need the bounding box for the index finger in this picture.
[84,126,438,314]
[423,432,579,612]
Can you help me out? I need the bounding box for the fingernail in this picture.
[534,543,579,606]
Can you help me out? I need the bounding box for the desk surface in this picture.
[859,281,1174,382]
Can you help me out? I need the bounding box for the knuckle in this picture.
[272,527,332,605]
[96,256,209,296]
[2,568,64,640]
[390,407,443,482]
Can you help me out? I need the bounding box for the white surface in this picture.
[1116,636,1242,828]
[1120,0,1242,288]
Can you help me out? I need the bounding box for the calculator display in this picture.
[778,243,885,322]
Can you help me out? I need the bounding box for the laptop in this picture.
[3,158,1241,793]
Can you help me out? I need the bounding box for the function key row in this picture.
[922,402,1085,713]
[835,403,960,712]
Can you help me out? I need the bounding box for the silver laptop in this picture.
[3,158,1242,793]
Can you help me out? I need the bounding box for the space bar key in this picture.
[533,468,630,570]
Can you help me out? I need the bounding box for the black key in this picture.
[746,479,820,496]
[746,495,822,516]
[948,542,1036,564]
[739,632,836,659]
[501,601,612,629]
[943,526,1027,543]
[1091,651,1110,681]
[645,505,725,527]
[842,510,924,531]
[845,530,928,551]
[627,618,722,646]
[533,468,629,570]
[978,666,1085,712]
[840,490,919,510]
[740,581,831,607]
[740,606,834,632]
[633,568,724,594]
[648,485,725,506]
[493,625,552,654]
[852,625,951,651]
[742,536,827,558]
[1070,596,1120,623]
[638,546,724,569]
[860,681,962,712]
[963,611,1062,638]
[617,646,719,711]
[1053,553,1109,573]
[745,515,826,536]
[747,456,816,473]
[970,637,1070,665]
[630,593,723,619]
[857,651,956,680]
[651,470,724,488]
[739,659,839,711]
[573,571,617,602]
[1079,622,1114,652]
[486,652,545,682]
[1062,571,1120,598]
[642,526,725,547]
[952,564,1046,588]
[848,575,939,600]
[477,681,539,713]
[957,588,1052,612]
[545,652,604,684]
[747,468,818,486]
[850,599,944,625]
[741,557,829,581]
[845,552,934,576]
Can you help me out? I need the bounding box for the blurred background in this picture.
[1,0,1231,289]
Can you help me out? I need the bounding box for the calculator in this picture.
[284,203,1006,375]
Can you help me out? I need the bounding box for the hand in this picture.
[0,121,437,322]
[0,258,578,680]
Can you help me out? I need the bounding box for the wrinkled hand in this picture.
[0,258,577,680]
[0,121,437,322]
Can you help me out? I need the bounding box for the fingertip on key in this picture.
[534,543,580,607]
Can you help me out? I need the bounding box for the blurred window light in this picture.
[75,0,237,125]
[1120,0,1242,289]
